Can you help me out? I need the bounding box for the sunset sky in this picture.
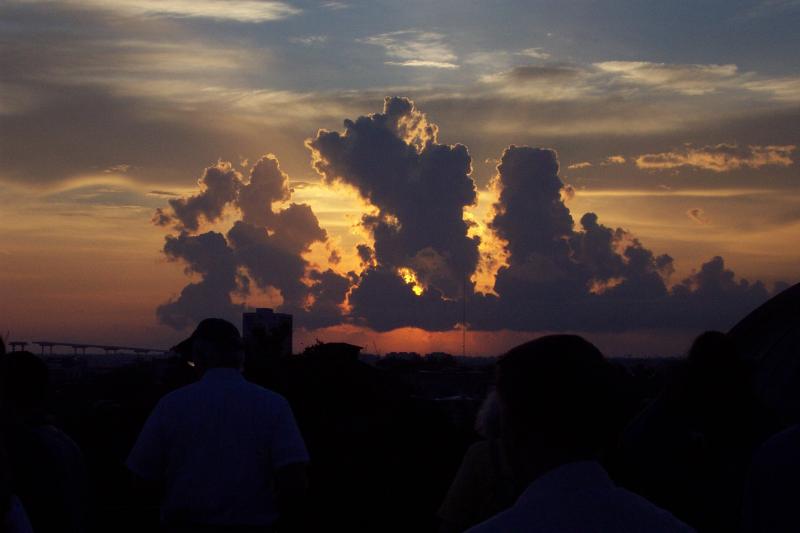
[1,0,798,356]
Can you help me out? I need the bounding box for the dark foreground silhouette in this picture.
[2,282,800,532]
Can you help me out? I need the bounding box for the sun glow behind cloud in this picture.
[397,267,424,296]
[2,0,799,355]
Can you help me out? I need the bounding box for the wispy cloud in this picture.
[744,77,800,102]
[518,47,551,60]
[361,31,459,69]
[480,58,800,106]
[480,64,592,100]
[575,188,779,198]
[687,208,710,225]
[290,35,328,46]
[104,164,131,174]
[636,144,795,172]
[595,61,740,95]
[602,155,626,165]
[321,1,349,10]
[54,0,301,23]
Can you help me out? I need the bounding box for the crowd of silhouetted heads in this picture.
[2,311,800,532]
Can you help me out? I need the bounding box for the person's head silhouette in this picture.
[495,335,615,485]
[190,318,245,372]
[683,330,752,425]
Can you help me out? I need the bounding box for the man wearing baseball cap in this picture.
[127,318,309,532]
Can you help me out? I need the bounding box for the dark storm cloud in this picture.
[149,99,783,334]
[155,162,242,231]
[477,146,774,333]
[156,231,246,329]
[665,256,770,329]
[154,155,345,330]
[237,155,291,227]
[490,147,574,264]
[307,97,480,299]
[347,266,459,331]
[476,146,675,331]
[305,268,355,328]
[316,103,778,333]
[227,219,315,312]
[309,130,777,333]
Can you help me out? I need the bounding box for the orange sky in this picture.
[1,0,799,356]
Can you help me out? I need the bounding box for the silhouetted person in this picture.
[1,443,34,533]
[743,424,800,533]
[126,318,309,532]
[439,390,518,533]
[0,339,34,533]
[467,335,691,532]
[3,351,88,533]
[619,331,777,531]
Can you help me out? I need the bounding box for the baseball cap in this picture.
[189,318,243,352]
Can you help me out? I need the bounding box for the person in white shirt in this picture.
[126,318,309,532]
[467,335,693,533]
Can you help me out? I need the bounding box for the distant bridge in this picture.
[8,341,169,355]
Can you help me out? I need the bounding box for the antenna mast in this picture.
[462,272,467,357]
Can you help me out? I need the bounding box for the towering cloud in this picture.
[477,146,675,331]
[156,231,246,329]
[155,99,780,337]
[308,97,480,300]
[236,155,292,227]
[154,162,241,231]
[154,154,346,329]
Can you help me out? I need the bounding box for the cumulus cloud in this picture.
[360,31,459,69]
[156,99,780,335]
[156,231,246,329]
[306,268,353,326]
[490,147,574,270]
[227,215,323,312]
[469,145,767,332]
[308,97,479,302]
[236,155,291,227]
[153,161,241,231]
[154,154,345,329]
[636,144,795,172]
[482,147,673,326]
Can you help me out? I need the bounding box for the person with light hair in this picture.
[438,389,519,533]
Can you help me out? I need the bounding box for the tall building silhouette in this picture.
[243,308,293,359]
